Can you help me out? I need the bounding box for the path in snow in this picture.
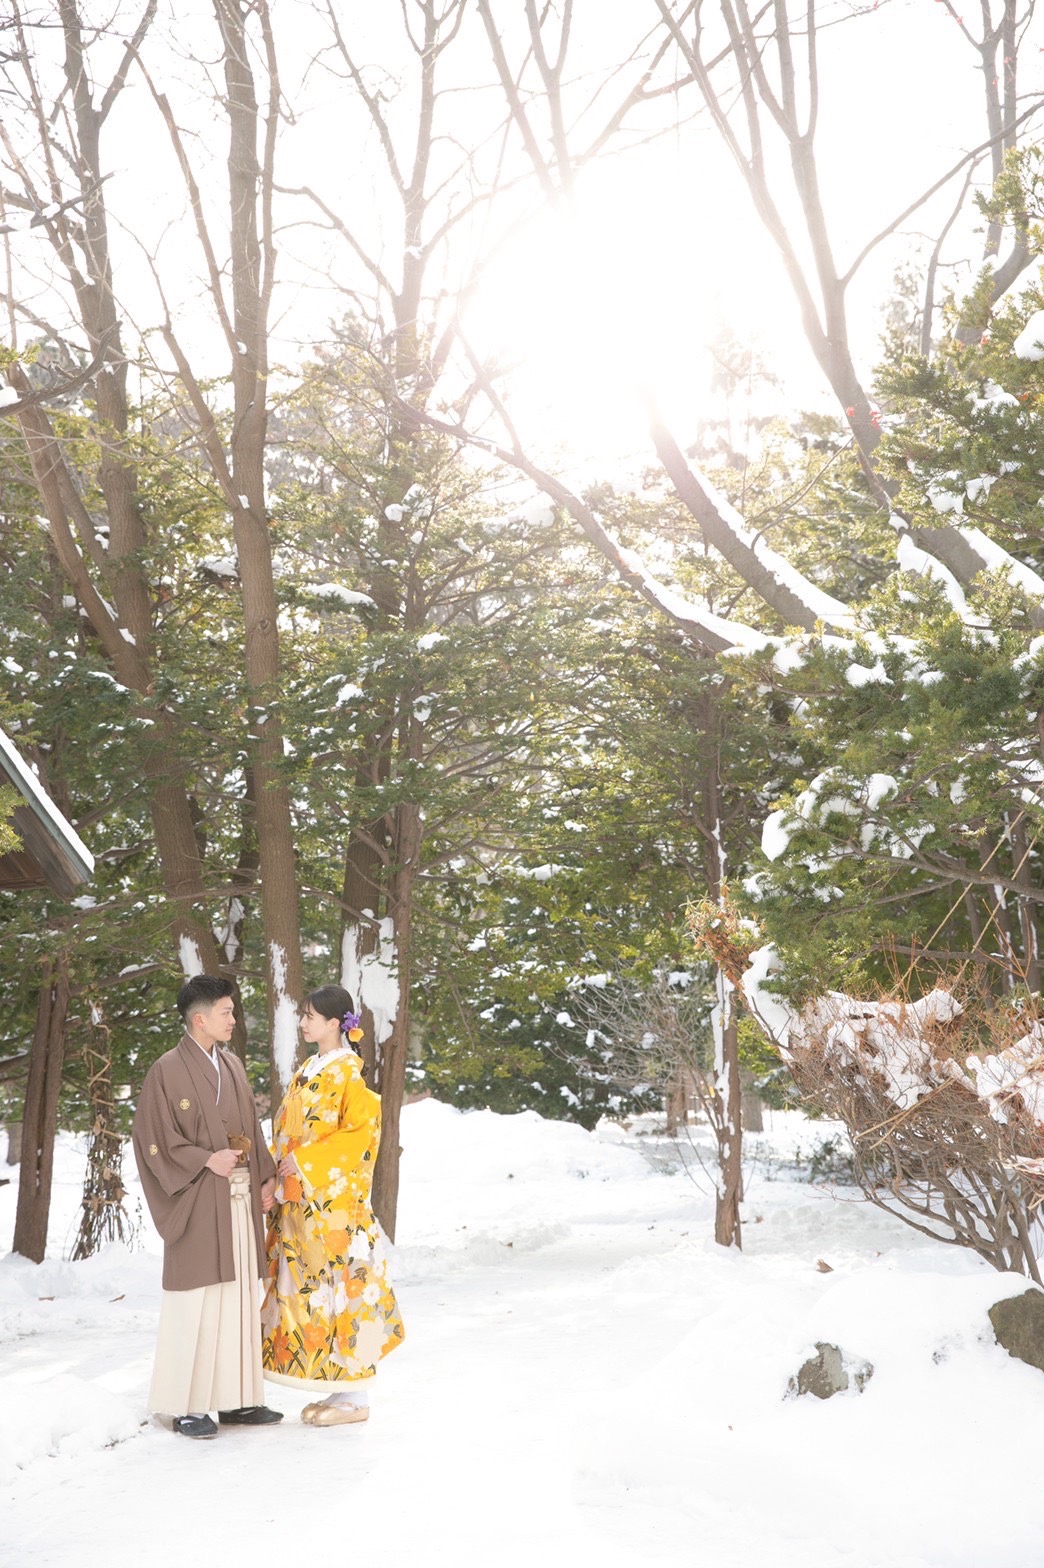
[2,1102,1044,1568]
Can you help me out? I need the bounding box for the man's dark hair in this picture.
[177,974,235,1023]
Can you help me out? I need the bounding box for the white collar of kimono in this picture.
[188,1033,222,1101]
[300,1043,354,1075]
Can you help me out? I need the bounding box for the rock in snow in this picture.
[988,1287,1044,1373]
[787,1340,874,1400]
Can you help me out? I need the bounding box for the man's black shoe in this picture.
[217,1405,284,1425]
[173,1414,218,1439]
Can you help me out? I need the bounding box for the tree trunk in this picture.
[215,0,303,1094]
[665,1064,688,1134]
[740,1068,764,1133]
[5,1121,22,1166]
[697,685,743,1249]
[713,977,744,1249]
[13,955,71,1262]
[368,806,423,1241]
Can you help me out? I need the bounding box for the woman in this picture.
[261,984,405,1424]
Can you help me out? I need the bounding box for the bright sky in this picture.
[4,0,1043,482]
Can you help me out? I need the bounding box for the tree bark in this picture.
[740,1068,764,1133]
[4,1122,22,1166]
[214,0,303,1094]
[366,804,423,1241]
[697,687,743,1249]
[13,954,71,1263]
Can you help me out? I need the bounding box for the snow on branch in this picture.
[784,984,1044,1278]
[615,548,771,654]
[958,525,1044,602]
[896,532,971,620]
[648,409,857,634]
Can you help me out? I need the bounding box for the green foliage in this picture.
[0,785,20,857]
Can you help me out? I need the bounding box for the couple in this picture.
[132,975,405,1439]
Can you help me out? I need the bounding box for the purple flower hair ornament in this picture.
[342,1010,364,1043]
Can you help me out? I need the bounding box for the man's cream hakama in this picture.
[148,1169,264,1415]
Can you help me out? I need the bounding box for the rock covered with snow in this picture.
[787,1339,873,1400]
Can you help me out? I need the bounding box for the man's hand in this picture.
[206,1148,240,1179]
[261,1177,277,1214]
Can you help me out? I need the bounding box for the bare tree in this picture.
[263,0,681,1232]
[0,1,230,1004]
[0,1,304,1092]
[137,0,304,1091]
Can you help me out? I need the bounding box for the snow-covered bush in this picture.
[785,985,1044,1278]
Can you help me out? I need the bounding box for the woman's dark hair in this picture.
[304,984,357,1031]
[177,974,235,1022]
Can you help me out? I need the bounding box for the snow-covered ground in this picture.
[2,1103,1043,1568]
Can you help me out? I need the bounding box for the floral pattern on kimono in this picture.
[261,1047,404,1384]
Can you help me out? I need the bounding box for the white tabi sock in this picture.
[320,1386,370,1409]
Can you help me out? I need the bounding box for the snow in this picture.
[845,658,891,687]
[4,1106,1044,1568]
[309,583,377,610]
[793,989,965,1112]
[176,935,203,980]
[967,1023,1044,1128]
[341,915,399,1047]
[417,631,447,651]
[958,525,1044,602]
[739,944,795,1049]
[926,478,964,515]
[1013,309,1044,361]
[969,381,1019,412]
[0,385,19,408]
[865,772,898,810]
[761,808,792,862]
[896,532,969,618]
[199,556,238,578]
[269,942,300,1088]
[690,469,857,632]
[384,504,405,522]
[616,547,771,653]
[335,682,365,706]
[965,473,996,502]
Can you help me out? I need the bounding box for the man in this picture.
[132,974,284,1439]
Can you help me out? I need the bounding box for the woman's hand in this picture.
[278,1153,299,1179]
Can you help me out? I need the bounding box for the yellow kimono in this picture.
[261,1047,404,1389]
